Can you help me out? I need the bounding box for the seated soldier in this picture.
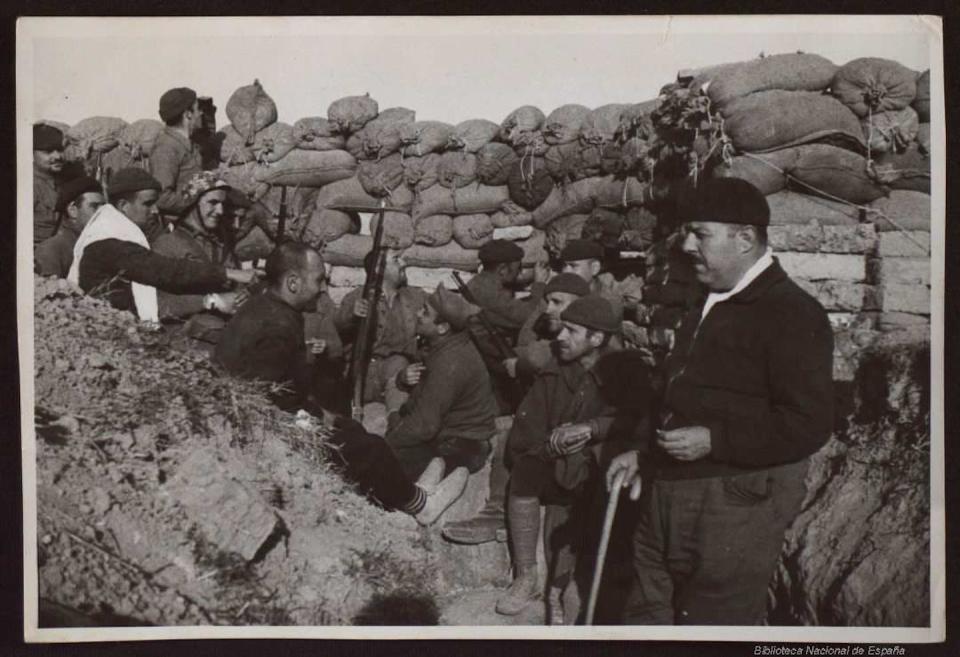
[35,175,104,278]
[335,249,426,414]
[495,296,651,622]
[215,242,469,526]
[385,285,499,481]
[442,273,591,546]
[68,168,255,321]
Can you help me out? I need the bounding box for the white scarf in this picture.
[67,204,159,322]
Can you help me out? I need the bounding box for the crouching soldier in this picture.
[385,285,499,481]
[215,242,469,526]
[496,295,651,622]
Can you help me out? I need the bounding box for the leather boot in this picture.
[495,496,542,615]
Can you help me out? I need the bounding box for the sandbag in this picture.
[874,142,929,192]
[292,117,346,151]
[400,121,455,157]
[315,175,415,212]
[437,151,478,189]
[300,208,361,247]
[490,209,533,228]
[411,183,509,220]
[370,211,415,249]
[913,70,930,122]
[475,142,519,186]
[358,153,406,198]
[327,94,379,134]
[545,213,589,256]
[403,153,442,194]
[99,147,142,176]
[448,119,500,153]
[511,130,549,157]
[403,242,480,271]
[220,122,297,165]
[543,104,591,145]
[452,213,495,249]
[234,225,275,262]
[592,175,650,209]
[831,58,918,117]
[220,163,268,197]
[917,123,930,154]
[118,119,165,160]
[765,190,861,226]
[226,80,278,144]
[530,176,602,229]
[348,108,416,161]
[254,149,357,188]
[615,99,659,141]
[499,105,546,143]
[248,185,320,238]
[65,116,128,159]
[702,53,838,107]
[545,143,598,183]
[580,104,630,145]
[712,150,791,195]
[868,190,930,232]
[322,233,374,266]
[861,106,919,154]
[720,90,865,153]
[507,156,553,210]
[413,214,454,246]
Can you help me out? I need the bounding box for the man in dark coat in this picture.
[149,87,205,219]
[559,239,624,320]
[34,176,104,277]
[215,242,469,526]
[466,239,550,335]
[607,177,834,625]
[33,124,66,244]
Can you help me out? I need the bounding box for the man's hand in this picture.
[547,423,593,457]
[605,450,642,500]
[399,363,426,387]
[533,260,551,285]
[503,357,518,379]
[353,298,370,319]
[225,268,263,285]
[206,291,242,314]
[657,425,712,462]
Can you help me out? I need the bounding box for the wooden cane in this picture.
[586,469,627,625]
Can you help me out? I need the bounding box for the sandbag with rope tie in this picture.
[118,119,165,162]
[511,130,549,157]
[315,175,414,213]
[447,118,500,153]
[413,213,454,246]
[357,153,406,198]
[507,155,553,210]
[402,152,443,196]
[499,105,546,143]
[542,104,591,146]
[699,52,839,108]
[219,122,297,165]
[831,57,918,118]
[861,106,920,154]
[300,207,362,248]
[410,182,509,220]
[614,99,659,141]
[452,213,495,249]
[475,142,519,186]
[545,142,596,184]
[873,143,930,193]
[436,151,479,189]
[582,208,624,249]
[490,208,533,228]
[326,93,379,135]
[253,149,358,188]
[530,176,603,229]
[344,107,416,160]
[369,211,416,249]
[225,80,278,145]
[580,103,630,146]
[291,117,346,151]
[399,121,455,157]
[913,70,930,122]
[64,116,128,169]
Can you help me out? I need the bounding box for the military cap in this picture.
[33,124,64,152]
[427,285,479,331]
[560,294,619,333]
[544,272,590,297]
[679,177,770,226]
[559,238,603,262]
[159,87,198,123]
[107,168,162,198]
[55,176,102,212]
[184,170,230,207]
[478,239,523,265]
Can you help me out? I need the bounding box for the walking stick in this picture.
[586,468,628,625]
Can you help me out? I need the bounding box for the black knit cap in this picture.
[33,124,64,152]
[55,176,103,212]
[679,177,770,226]
[544,272,590,297]
[559,238,603,262]
[478,239,523,265]
[159,87,197,123]
[560,295,619,333]
[107,168,162,198]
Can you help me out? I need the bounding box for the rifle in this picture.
[451,271,517,361]
[275,185,288,243]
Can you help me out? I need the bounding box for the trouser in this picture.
[392,436,492,481]
[623,459,809,625]
[363,354,410,413]
[324,419,420,513]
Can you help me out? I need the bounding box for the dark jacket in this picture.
[466,270,545,333]
[149,127,203,217]
[656,259,834,480]
[335,286,427,359]
[151,225,239,321]
[77,238,228,314]
[34,166,59,244]
[35,224,80,278]
[387,331,497,447]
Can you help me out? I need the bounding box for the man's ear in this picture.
[436,321,450,336]
[589,259,602,278]
[588,330,605,349]
[285,272,300,294]
[66,202,79,220]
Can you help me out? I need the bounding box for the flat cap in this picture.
[478,239,523,265]
[56,176,103,212]
[560,294,619,333]
[427,284,479,331]
[559,238,603,262]
[107,167,162,198]
[33,124,64,152]
[544,272,590,297]
[159,87,197,123]
[679,177,770,226]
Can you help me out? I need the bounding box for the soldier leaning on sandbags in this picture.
[150,87,205,219]
[34,176,104,278]
[33,124,67,244]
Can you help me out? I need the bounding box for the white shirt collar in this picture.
[699,247,774,322]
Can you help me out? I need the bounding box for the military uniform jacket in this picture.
[466,270,545,333]
[34,166,59,244]
[335,286,427,360]
[150,127,203,217]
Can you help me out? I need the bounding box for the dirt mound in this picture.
[32,276,445,626]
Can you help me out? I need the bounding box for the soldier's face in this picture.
[119,190,160,228]
[415,302,443,338]
[68,192,106,227]
[34,149,64,174]
[383,250,407,286]
[293,252,327,311]
[555,321,599,363]
[561,258,600,284]
[681,221,747,292]
[543,291,579,334]
[197,189,227,231]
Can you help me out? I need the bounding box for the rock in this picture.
[868,257,931,286]
[777,253,867,282]
[794,279,880,312]
[879,283,930,315]
[875,231,930,257]
[769,223,877,254]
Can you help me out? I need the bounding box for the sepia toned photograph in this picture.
[17,15,945,643]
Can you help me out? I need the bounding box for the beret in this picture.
[107,167,162,198]
[56,176,102,212]
[33,124,64,152]
[559,238,603,262]
[544,272,590,297]
[679,177,770,226]
[158,87,197,123]
[427,284,479,331]
[560,294,619,333]
[478,239,523,265]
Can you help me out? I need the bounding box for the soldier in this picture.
[559,239,624,320]
[466,239,551,336]
[33,124,66,244]
[150,87,205,219]
[35,176,104,278]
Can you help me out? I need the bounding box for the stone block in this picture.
[329,266,367,288]
[870,312,931,333]
[795,279,880,312]
[880,284,931,315]
[875,232,931,257]
[406,267,473,290]
[770,224,877,254]
[165,448,280,561]
[868,257,931,286]
[778,253,866,282]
